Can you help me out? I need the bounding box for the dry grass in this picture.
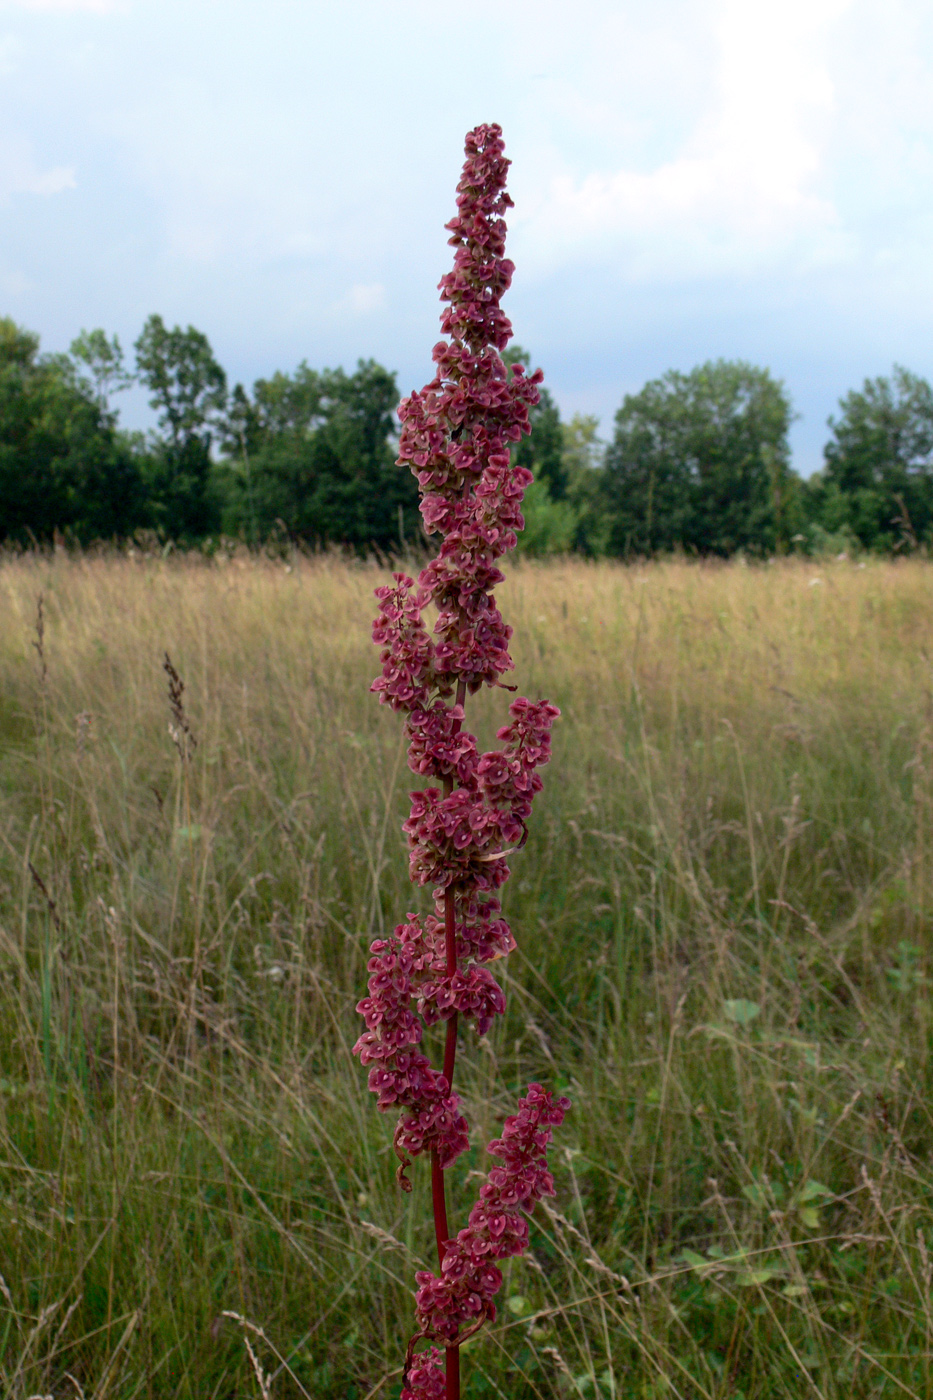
[0,550,931,1398]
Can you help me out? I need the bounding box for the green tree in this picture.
[0,318,142,542]
[518,412,611,557]
[224,362,323,458]
[561,412,604,479]
[134,315,227,539]
[816,366,933,551]
[221,359,417,550]
[504,346,566,498]
[219,365,325,546]
[561,413,608,554]
[602,360,796,557]
[70,328,134,411]
[516,480,579,555]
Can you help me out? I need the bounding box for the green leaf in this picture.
[506,1294,531,1317]
[678,1249,710,1272]
[797,1179,833,1202]
[781,1284,809,1298]
[723,998,760,1026]
[736,1267,782,1286]
[798,1206,821,1229]
[175,824,203,841]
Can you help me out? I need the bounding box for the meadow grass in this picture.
[0,549,931,1399]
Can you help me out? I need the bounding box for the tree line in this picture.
[0,315,414,552]
[2,312,931,556]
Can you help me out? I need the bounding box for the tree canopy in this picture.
[221,359,417,550]
[602,360,797,557]
[134,315,228,540]
[504,346,567,499]
[3,313,932,557]
[0,317,141,543]
[813,366,933,550]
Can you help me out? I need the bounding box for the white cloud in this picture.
[517,0,855,280]
[5,0,124,12]
[0,135,74,200]
[31,163,75,194]
[333,282,386,316]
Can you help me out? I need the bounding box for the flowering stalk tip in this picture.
[354,122,568,1400]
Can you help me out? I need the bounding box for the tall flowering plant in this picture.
[354,124,569,1400]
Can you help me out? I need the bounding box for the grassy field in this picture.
[0,550,932,1400]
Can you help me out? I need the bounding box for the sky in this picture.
[2,0,933,475]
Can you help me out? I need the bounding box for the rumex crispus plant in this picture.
[354,124,569,1400]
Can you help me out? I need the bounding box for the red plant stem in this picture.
[431,677,467,1400]
[431,885,460,1263]
[443,882,459,1075]
[446,1344,461,1400]
[431,1150,450,1264]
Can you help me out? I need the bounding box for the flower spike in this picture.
[355,123,568,1400]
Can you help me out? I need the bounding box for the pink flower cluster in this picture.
[402,1088,568,1398]
[391,125,543,698]
[401,1348,446,1400]
[356,122,568,1397]
[401,693,558,890]
[413,1086,570,1342]
[358,626,560,1175]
